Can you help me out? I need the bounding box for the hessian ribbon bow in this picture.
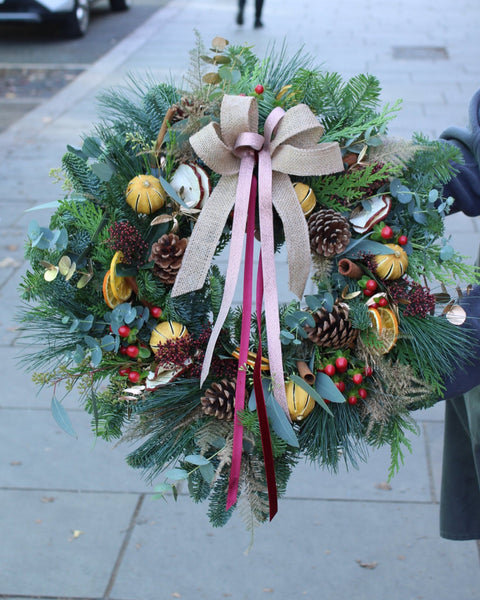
[171,95,344,517]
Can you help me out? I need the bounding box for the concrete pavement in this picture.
[1,0,480,598]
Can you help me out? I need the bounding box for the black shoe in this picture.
[254,18,263,28]
[236,12,244,25]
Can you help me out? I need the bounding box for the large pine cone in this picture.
[308,208,351,257]
[201,379,238,421]
[149,233,188,285]
[304,303,358,349]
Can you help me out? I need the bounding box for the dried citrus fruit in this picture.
[102,270,122,309]
[110,251,133,301]
[368,306,399,354]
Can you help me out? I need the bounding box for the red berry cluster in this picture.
[319,354,373,406]
[387,279,435,318]
[108,221,148,268]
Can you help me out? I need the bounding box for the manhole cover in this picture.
[392,46,449,60]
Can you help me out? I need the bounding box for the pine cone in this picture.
[308,209,351,257]
[304,303,358,349]
[201,379,239,421]
[149,233,188,285]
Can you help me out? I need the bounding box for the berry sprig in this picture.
[317,351,374,406]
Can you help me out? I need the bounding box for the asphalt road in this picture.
[0,0,167,132]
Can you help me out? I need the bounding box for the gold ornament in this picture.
[293,182,316,216]
[149,320,188,351]
[374,244,408,280]
[125,175,166,214]
[285,380,315,421]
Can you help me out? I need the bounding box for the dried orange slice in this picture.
[368,306,399,354]
[103,270,122,309]
[110,251,133,301]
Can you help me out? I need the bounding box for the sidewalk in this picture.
[1,0,480,598]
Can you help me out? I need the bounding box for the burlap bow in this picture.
[171,94,344,301]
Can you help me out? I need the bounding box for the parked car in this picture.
[0,0,131,37]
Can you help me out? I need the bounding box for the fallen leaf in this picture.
[356,559,378,569]
[41,496,55,503]
[263,589,274,593]
[7,244,18,251]
[35,519,42,524]
[10,461,22,466]
[172,593,181,598]
[375,481,392,491]
[0,257,21,268]
[72,530,84,538]
[397,555,406,560]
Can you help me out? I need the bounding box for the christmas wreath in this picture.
[19,36,480,529]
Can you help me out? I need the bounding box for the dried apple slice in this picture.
[350,195,392,234]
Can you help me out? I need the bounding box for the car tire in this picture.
[110,0,131,11]
[65,0,90,37]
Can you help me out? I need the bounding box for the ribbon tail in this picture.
[272,173,311,299]
[200,158,255,386]
[226,176,257,511]
[253,252,278,520]
[171,176,238,298]
[258,153,290,419]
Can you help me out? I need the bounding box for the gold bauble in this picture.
[293,182,316,217]
[125,175,166,214]
[374,244,408,280]
[285,380,315,421]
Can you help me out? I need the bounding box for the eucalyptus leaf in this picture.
[413,211,428,225]
[66,144,87,159]
[165,468,189,481]
[428,189,439,203]
[25,201,60,212]
[138,345,151,359]
[100,334,116,352]
[51,396,77,438]
[440,245,454,260]
[116,264,138,277]
[185,454,210,466]
[58,255,72,275]
[82,136,103,158]
[73,344,85,364]
[262,379,299,447]
[159,176,189,209]
[68,318,79,333]
[90,345,102,366]
[290,374,334,417]
[153,482,172,496]
[343,238,395,258]
[305,295,325,312]
[315,372,346,403]
[90,161,115,182]
[77,314,94,332]
[199,462,215,483]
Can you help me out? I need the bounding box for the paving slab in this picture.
[0,408,147,493]
[0,489,140,597]
[110,497,480,600]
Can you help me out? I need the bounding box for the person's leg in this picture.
[254,0,264,27]
[440,391,480,539]
[237,0,246,25]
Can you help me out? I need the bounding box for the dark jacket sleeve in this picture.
[439,89,480,397]
[440,89,480,217]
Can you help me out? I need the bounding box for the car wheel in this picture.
[65,0,90,37]
[110,0,131,11]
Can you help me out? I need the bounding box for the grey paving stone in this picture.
[0,489,140,597]
[0,407,148,493]
[110,497,480,600]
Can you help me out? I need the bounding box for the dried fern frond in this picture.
[368,137,419,169]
